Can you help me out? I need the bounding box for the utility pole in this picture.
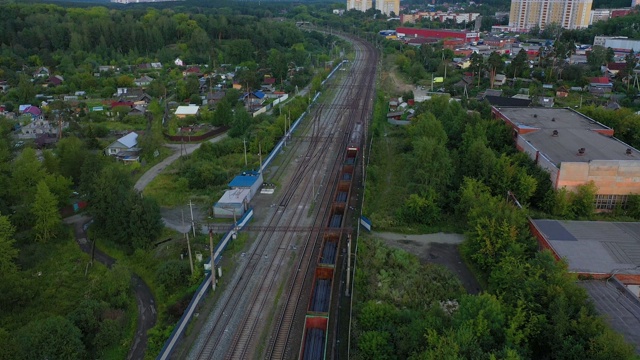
[189,200,196,237]
[345,234,352,296]
[186,232,194,275]
[243,138,248,166]
[209,230,216,291]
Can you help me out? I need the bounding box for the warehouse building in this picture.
[529,219,640,352]
[396,27,480,42]
[492,107,640,209]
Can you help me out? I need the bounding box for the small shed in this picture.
[214,188,250,218]
[229,171,263,202]
[175,105,200,118]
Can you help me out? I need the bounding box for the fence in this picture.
[156,208,254,360]
[163,126,228,142]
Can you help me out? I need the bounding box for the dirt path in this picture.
[64,215,157,360]
[372,232,481,294]
[134,133,227,192]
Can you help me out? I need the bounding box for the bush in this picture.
[155,260,191,292]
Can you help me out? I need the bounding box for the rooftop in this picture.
[175,106,199,115]
[531,219,640,275]
[116,132,138,149]
[217,188,251,205]
[229,171,262,188]
[495,107,640,163]
[579,280,640,353]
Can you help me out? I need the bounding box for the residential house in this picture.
[98,65,116,72]
[604,62,627,77]
[175,105,200,118]
[129,105,147,116]
[389,98,399,111]
[494,74,507,86]
[33,67,50,78]
[205,91,226,106]
[240,91,266,111]
[174,58,184,67]
[569,55,588,65]
[556,86,569,98]
[0,80,9,93]
[21,106,43,120]
[261,77,277,92]
[75,91,86,97]
[134,75,153,87]
[20,118,61,139]
[105,132,138,156]
[589,77,613,95]
[47,75,64,87]
[183,66,201,77]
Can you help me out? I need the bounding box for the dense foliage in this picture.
[356,97,638,359]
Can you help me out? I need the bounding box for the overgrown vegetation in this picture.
[355,96,639,358]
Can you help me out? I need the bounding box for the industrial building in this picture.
[492,107,640,209]
[508,0,592,31]
[213,171,263,219]
[396,27,480,42]
[228,171,263,202]
[213,189,250,219]
[529,219,640,352]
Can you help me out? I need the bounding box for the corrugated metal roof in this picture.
[229,173,260,188]
[118,132,138,148]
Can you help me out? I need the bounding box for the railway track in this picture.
[265,33,379,360]
[190,61,357,360]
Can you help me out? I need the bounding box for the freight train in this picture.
[299,120,364,360]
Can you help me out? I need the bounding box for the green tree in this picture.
[0,215,18,274]
[11,148,46,204]
[16,316,86,360]
[55,136,86,183]
[32,181,61,242]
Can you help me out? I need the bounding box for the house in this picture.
[605,62,627,76]
[389,98,399,111]
[556,86,569,98]
[47,75,64,87]
[386,111,403,120]
[98,65,116,72]
[20,119,61,139]
[22,106,43,120]
[129,105,147,116]
[214,189,250,218]
[174,58,184,67]
[589,77,613,96]
[205,91,226,106]
[240,91,266,110]
[134,75,153,87]
[0,80,9,93]
[75,91,86,97]
[493,74,507,86]
[105,132,138,156]
[33,67,50,78]
[175,105,200,118]
[183,66,201,77]
[261,77,277,92]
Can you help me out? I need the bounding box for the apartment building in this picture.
[509,0,592,31]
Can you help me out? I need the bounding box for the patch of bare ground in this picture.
[373,232,481,294]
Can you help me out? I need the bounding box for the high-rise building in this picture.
[509,0,592,31]
[347,0,373,12]
[376,0,400,16]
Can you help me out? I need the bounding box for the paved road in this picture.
[64,215,157,360]
[135,133,228,192]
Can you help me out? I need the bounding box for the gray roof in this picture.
[531,219,640,275]
[496,107,640,163]
[580,280,640,353]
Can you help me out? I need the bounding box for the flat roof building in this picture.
[493,107,640,209]
[214,188,250,219]
[530,219,640,352]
